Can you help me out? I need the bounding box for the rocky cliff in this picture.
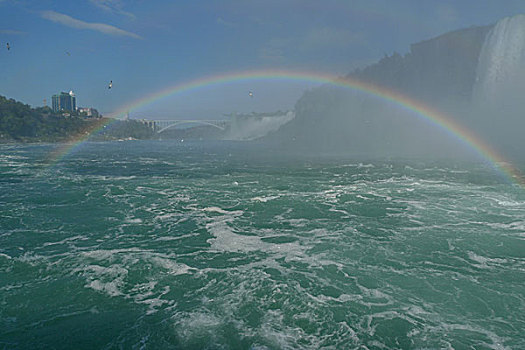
[352,25,492,106]
[269,24,498,156]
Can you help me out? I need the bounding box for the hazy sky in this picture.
[1,0,525,119]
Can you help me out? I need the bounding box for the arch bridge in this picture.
[139,119,229,133]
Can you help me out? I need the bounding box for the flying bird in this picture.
[248,91,253,98]
[66,51,70,56]
[6,43,10,51]
[108,80,113,89]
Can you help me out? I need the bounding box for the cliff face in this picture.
[351,25,493,105]
[269,24,496,156]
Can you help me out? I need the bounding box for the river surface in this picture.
[1,140,524,349]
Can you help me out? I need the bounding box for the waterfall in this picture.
[225,111,295,141]
[473,14,525,111]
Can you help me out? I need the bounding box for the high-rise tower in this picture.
[52,91,76,113]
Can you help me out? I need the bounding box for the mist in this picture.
[225,111,295,141]
[3,3,525,349]
[260,14,525,163]
[469,14,525,160]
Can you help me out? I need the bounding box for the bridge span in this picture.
[137,119,229,133]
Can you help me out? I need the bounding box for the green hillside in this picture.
[0,95,154,142]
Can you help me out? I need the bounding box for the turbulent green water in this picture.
[1,140,524,349]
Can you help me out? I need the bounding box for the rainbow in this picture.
[48,69,524,187]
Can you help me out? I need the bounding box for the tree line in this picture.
[0,95,154,142]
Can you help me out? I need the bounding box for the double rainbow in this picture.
[48,69,524,187]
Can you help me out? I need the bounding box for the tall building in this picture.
[52,91,76,113]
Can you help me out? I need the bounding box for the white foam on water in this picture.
[77,264,128,297]
[251,195,280,203]
[486,220,525,231]
[437,323,510,350]
[174,311,222,344]
[42,235,87,247]
[286,218,309,228]
[154,212,180,221]
[0,253,12,260]
[74,248,201,313]
[15,252,48,266]
[467,251,508,269]
[206,218,263,253]
[0,154,30,169]
[129,281,158,301]
[130,283,172,315]
[0,154,28,160]
[361,310,420,340]
[154,232,199,242]
[125,217,143,224]
[257,309,303,349]
[202,206,244,215]
[150,257,196,275]
[355,194,371,201]
[81,247,145,261]
[88,279,123,297]
[322,186,347,201]
[399,199,427,211]
[199,206,281,253]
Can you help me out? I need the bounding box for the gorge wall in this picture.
[269,17,524,159]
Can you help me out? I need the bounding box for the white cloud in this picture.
[89,0,136,19]
[41,10,141,39]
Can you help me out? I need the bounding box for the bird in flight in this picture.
[66,51,71,56]
[248,91,253,98]
[108,80,113,89]
[6,43,10,51]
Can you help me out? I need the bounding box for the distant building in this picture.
[52,91,76,113]
[78,107,100,118]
